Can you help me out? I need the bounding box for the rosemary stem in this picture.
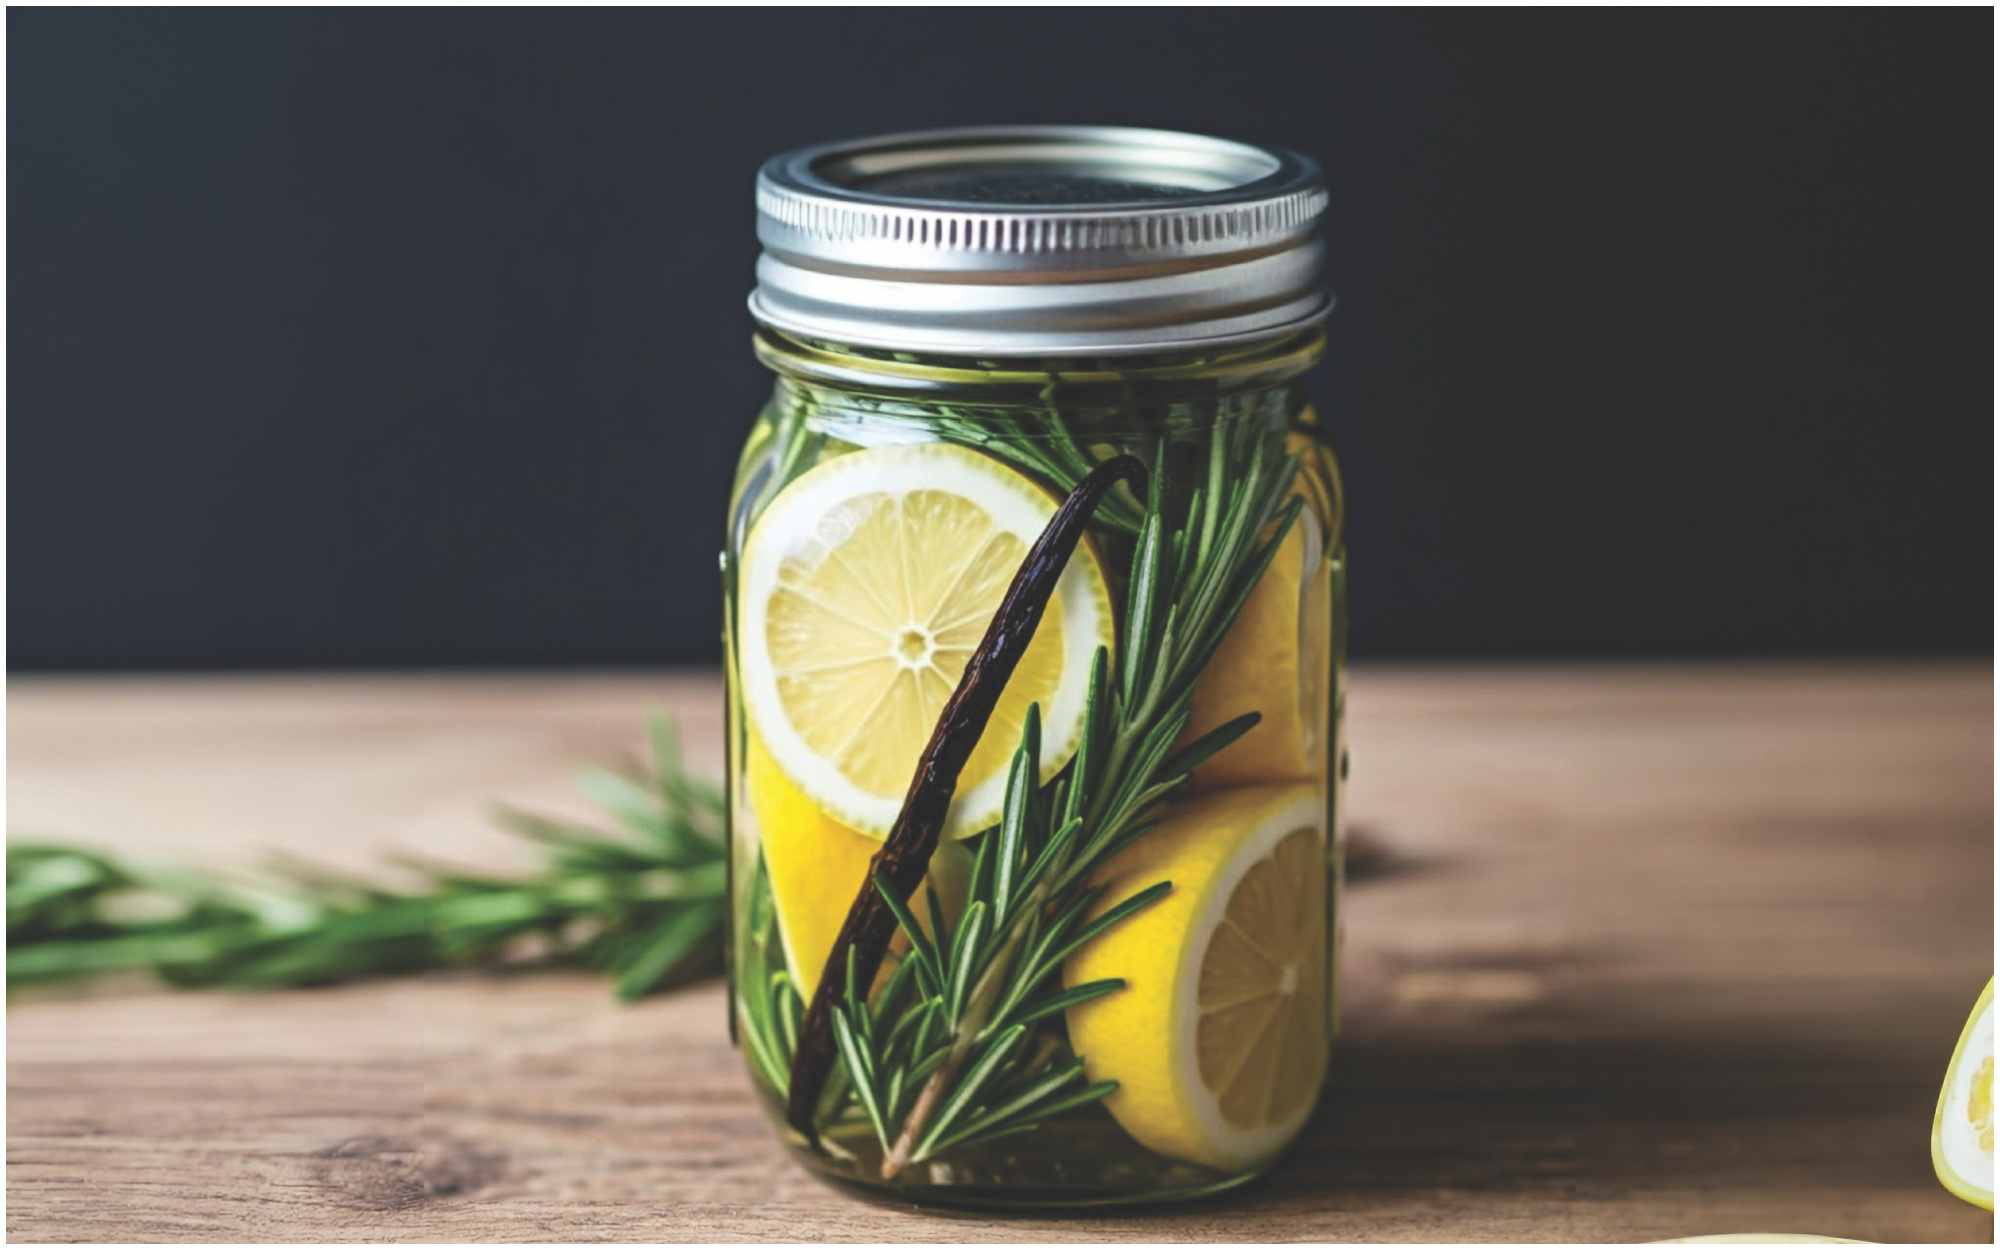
[1078,722,1144,846]
[880,868,1053,1177]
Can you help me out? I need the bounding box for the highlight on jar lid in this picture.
[748,124,1332,356]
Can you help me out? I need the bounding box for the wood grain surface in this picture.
[7,665,1993,1243]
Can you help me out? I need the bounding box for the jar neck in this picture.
[753,326,1325,409]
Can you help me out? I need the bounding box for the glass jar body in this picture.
[723,330,1347,1209]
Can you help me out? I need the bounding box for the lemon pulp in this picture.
[1197,823,1328,1129]
[1065,784,1328,1171]
[1971,1056,1994,1155]
[738,443,1113,840]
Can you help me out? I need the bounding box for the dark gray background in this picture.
[10,9,1991,670]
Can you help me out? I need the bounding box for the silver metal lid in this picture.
[749,125,1332,356]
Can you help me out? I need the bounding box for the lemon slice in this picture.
[1933,977,1994,1210]
[1651,1238,1869,1245]
[1180,505,1330,787]
[739,443,1113,840]
[744,724,969,1001]
[1065,783,1328,1171]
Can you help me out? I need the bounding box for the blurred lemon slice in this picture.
[744,725,968,1001]
[1933,977,1994,1210]
[1651,1238,1868,1244]
[1065,784,1328,1171]
[738,443,1113,840]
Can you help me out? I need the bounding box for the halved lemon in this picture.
[1933,977,1994,1210]
[738,443,1114,840]
[1065,783,1329,1171]
[1180,504,1331,787]
[744,724,969,1002]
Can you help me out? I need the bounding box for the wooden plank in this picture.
[7,665,1992,1241]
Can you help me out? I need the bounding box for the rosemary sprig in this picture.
[783,454,1148,1139]
[768,396,1304,1175]
[7,715,725,1001]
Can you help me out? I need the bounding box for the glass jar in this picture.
[722,127,1346,1209]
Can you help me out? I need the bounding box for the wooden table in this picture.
[8,665,1993,1243]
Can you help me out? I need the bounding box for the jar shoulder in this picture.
[731,381,1346,547]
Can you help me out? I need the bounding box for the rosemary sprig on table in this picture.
[7,716,725,1001]
[768,399,1304,1175]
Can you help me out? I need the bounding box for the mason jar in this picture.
[722,126,1346,1209]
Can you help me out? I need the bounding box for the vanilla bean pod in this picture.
[783,453,1147,1142]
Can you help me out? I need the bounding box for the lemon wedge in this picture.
[743,725,968,1001]
[738,443,1114,840]
[1065,783,1329,1171]
[1180,500,1331,787]
[1933,977,1994,1210]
